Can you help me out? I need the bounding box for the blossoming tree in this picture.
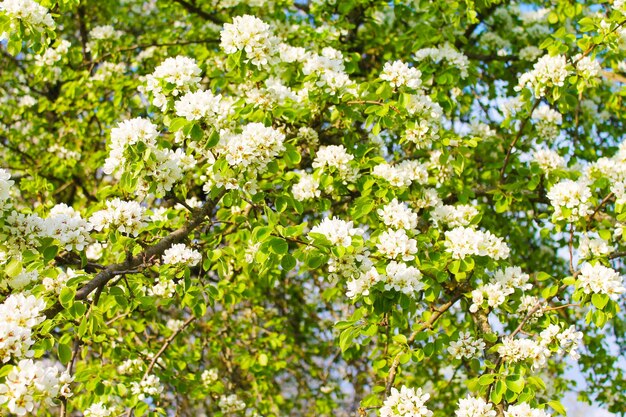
[0,0,625,416]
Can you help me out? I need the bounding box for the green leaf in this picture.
[60,286,76,308]
[591,293,609,310]
[5,258,22,278]
[42,245,59,263]
[478,374,496,386]
[58,343,72,365]
[506,374,525,393]
[168,117,188,132]
[339,328,356,352]
[280,254,297,270]
[548,400,567,415]
[268,237,289,255]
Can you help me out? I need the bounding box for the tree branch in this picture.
[499,99,541,182]
[170,0,226,25]
[385,290,464,394]
[44,190,225,319]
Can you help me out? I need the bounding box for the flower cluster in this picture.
[84,403,113,417]
[103,117,159,176]
[532,104,562,140]
[346,267,382,299]
[377,229,418,261]
[455,396,497,417]
[34,40,70,66]
[0,359,72,416]
[578,235,613,259]
[89,198,147,236]
[43,267,79,294]
[45,203,92,251]
[312,145,357,181]
[546,179,592,222]
[498,337,550,370]
[377,199,418,230]
[218,393,246,413]
[532,148,565,173]
[504,403,551,417]
[380,386,433,417]
[201,368,219,387]
[373,160,429,187]
[292,173,320,201]
[220,15,278,67]
[4,269,38,290]
[148,277,177,298]
[404,93,444,148]
[538,324,583,360]
[384,261,424,295]
[0,168,14,209]
[309,217,362,247]
[470,267,531,312]
[414,43,470,78]
[577,262,625,299]
[130,375,163,400]
[0,294,46,362]
[447,332,486,359]
[3,211,47,252]
[444,227,510,260]
[89,25,122,41]
[219,123,285,174]
[380,60,422,89]
[174,89,233,128]
[144,56,202,110]
[431,204,478,228]
[303,47,353,93]
[162,243,202,266]
[574,54,601,79]
[516,54,569,97]
[87,25,122,51]
[0,0,54,30]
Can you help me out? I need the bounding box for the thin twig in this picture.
[499,100,540,182]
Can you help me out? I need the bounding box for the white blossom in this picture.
[455,396,497,417]
[504,403,551,417]
[380,60,422,89]
[220,15,278,67]
[447,332,486,359]
[218,393,245,413]
[384,261,424,296]
[373,160,429,187]
[577,262,625,299]
[219,123,285,174]
[377,229,418,261]
[89,199,147,237]
[144,56,202,110]
[84,402,113,417]
[380,386,432,417]
[309,217,362,247]
[498,337,550,370]
[431,204,478,228]
[0,0,54,30]
[516,54,569,97]
[533,148,565,173]
[444,227,510,260]
[414,43,469,78]
[546,179,592,221]
[377,199,418,230]
[162,243,202,266]
[312,145,357,181]
[130,375,163,400]
[0,359,71,416]
[292,173,320,201]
